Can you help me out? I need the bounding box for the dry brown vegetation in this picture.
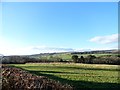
[2,65,73,90]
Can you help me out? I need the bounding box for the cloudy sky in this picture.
[0,1,118,55]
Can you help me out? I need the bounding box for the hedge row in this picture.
[2,65,73,90]
[72,55,120,65]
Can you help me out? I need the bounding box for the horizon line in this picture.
[0,48,118,56]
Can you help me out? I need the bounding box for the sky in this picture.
[0,2,118,55]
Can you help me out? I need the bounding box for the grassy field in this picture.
[11,63,120,89]
[31,53,118,61]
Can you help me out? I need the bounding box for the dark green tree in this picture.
[86,55,96,64]
[72,55,78,63]
[80,56,85,63]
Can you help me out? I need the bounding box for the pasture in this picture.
[11,63,120,89]
[30,53,118,61]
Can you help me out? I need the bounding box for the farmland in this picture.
[11,63,120,89]
[29,53,118,61]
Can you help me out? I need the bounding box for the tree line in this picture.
[72,55,120,65]
[1,54,120,65]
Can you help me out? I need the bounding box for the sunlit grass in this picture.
[11,63,120,89]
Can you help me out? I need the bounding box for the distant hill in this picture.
[1,49,120,65]
[26,49,118,59]
[1,49,118,57]
[71,49,118,54]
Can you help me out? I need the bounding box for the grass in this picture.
[10,63,120,89]
[31,53,118,61]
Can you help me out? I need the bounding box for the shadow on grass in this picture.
[11,65,120,90]
[24,70,116,78]
[26,70,120,90]
[33,70,77,74]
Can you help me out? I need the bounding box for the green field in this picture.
[11,63,120,89]
[30,53,118,61]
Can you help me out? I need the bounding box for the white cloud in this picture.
[32,46,74,52]
[0,44,75,55]
[0,45,117,56]
[89,34,119,44]
[0,33,118,55]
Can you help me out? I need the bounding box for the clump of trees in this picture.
[2,54,120,65]
[71,55,120,65]
[2,56,26,64]
[1,56,64,64]
[1,56,42,64]
[72,55,78,63]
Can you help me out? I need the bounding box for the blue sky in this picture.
[0,2,118,55]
